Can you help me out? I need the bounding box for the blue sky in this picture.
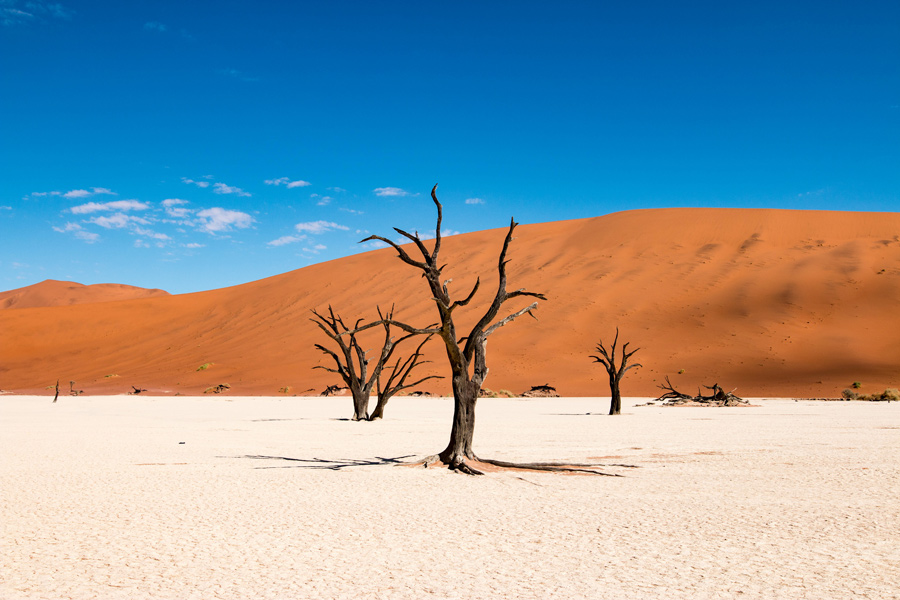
[2,1,898,294]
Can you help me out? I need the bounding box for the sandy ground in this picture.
[1,395,898,599]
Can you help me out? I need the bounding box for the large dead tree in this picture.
[311,305,439,421]
[590,329,641,415]
[360,185,547,474]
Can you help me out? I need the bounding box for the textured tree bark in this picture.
[608,373,622,415]
[351,390,369,421]
[439,377,479,466]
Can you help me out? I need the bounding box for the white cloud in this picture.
[166,207,192,218]
[267,235,307,247]
[70,200,149,214]
[0,205,11,210]
[265,177,311,188]
[212,182,251,197]
[52,222,99,243]
[133,227,170,240]
[29,191,61,197]
[328,186,347,193]
[195,207,253,233]
[374,187,411,197]
[90,213,150,229]
[144,21,166,32]
[162,199,192,218]
[314,244,327,250]
[184,243,205,249]
[62,187,116,199]
[316,196,332,206]
[465,197,485,205]
[134,239,150,248]
[182,177,210,188]
[340,207,363,215]
[294,220,349,234]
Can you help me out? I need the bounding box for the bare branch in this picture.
[359,234,427,270]
[484,302,539,338]
[431,184,442,262]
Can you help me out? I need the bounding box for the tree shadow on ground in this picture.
[242,454,417,470]
[240,454,639,475]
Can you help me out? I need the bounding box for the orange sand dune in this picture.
[2,208,899,397]
[0,279,169,310]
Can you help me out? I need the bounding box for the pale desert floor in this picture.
[1,395,897,599]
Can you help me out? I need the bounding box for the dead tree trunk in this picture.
[370,334,438,420]
[591,329,641,415]
[361,185,545,474]
[311,306,439,421]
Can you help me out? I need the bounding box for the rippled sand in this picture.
[2,395,897,599]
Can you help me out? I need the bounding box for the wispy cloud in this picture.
[212,182,251,197]
[465,197,485,205]
[294,220,349,234]
[70,200,149,214]
[52,222,99,243]
[267,234,307,247]
[2,1,72,26]
[328,186,347,193]
[62,187,117,199]
[181,177,210,188]
[144,21,166,32]
[339,207,363,215]
[184,243,205,249]
[373,187,413,197]
[89,213,150,229]
[0,205,11,210]
[310,193,332,206]
[195,207,253,233]
[264,177,312,188]
[133,227,170,241]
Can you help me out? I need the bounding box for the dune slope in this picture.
[0,279,169,310]
[1,208,899,397]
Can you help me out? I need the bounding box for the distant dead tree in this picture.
[311,305,440,421]
[591,329,641,415]
[360,185,556,474]
[655,377,747,406]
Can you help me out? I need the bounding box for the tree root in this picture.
[402,454,627,476]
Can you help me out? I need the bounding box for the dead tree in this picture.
[370,334,437,420]
[655,377,747,406]
[360,185,547,474]
[590,329,641,415]
[52,379,59,403]
[311,305,440,421]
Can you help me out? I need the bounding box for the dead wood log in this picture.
[654,377,746,406]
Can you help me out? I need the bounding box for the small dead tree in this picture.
[591,329,641,415]
[370,334,436,420]
[311,305,440,421]
[360,185,549,474]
